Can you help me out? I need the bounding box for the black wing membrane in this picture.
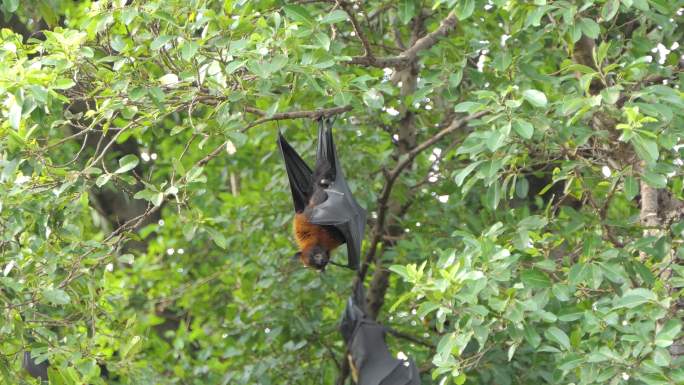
[339,282,421,385]
[277,132,313,213]
[309,119,367,269]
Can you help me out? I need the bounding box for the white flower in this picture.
[601,165,611,178]
[477,54,487,72]
[386,107,400,116]
[226,140,237,155]
[150,153,158,160]
[159,73,179,86]
[622,372,630,380]
[438,195,449,203]
[105,263,114,272]
[166,248,175,255]
[158,219,165,226]
[177,248,185,255]
[3,261,15,276]
[653,43,671,64]
[141,152,150,162]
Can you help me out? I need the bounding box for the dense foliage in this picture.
[1,0,683,384]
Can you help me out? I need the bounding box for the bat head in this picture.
[295,245,330,271]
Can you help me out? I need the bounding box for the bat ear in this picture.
[292,252,302,262]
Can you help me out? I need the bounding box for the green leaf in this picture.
[8,97,21,130]
[53,78,76,90]
[181,41,199,61]
[129,87,147,101]
[388,265,408,279]
[455,0,475,20]
[524,324,542,348]
[632,0,649,10]
[601,0,620,21]
[558,353,585,371]
[624,176,638,200]
[417,301,440,318]
[43,287,71,305]
[150,35,173,50]
[75,358,99,378]
[206,227,227,249]
[579,18,600,39]
[186,166,206,183]
[485,181,501,210]
[652,348,671,366]
[641,170,667,189]
[522,89,548,107]
[454,101,483,113]
[454,161,483,186]
[615,288,657,308]
[95,173,112,188]
[521,269,552,288]
[121,335,141,358]
[631,135,659,164]
[515,177,529,198]
[512,118,534,139]
[115,154,139,174]
[333,92,352,107]
[398,0,416,24]
[655,319,682,348]
[283,5,315,26]
[544,327,571,350]
[320,10,348,24]
[3,0,18,12]
[314,32,331,51]
[363,89,384,109]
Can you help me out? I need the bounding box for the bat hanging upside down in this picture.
[278,118,366,271]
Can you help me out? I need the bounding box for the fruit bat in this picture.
[278,118,366,270]
[339,282,421,385]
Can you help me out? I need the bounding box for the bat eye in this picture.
[319,178,330,187]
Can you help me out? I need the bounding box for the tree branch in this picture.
[348,11,457,68]
[358,110,488,280]
[243,105,352,120]
[386,326,435,348]
[196,105,352,167]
